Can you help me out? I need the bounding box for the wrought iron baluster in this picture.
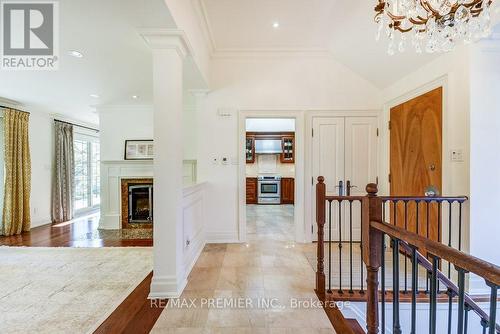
[426,201,430,293]
[481,319,488,334]
[458,201,463,251]
[486,281,498,334]
[360,200,364,294]
[447,201,453,279]
[404,201,408,294]
[381,201,386,334]
[349,200,353,294]
[430,255,439,334]
[464,303,471,334]
[447,288,453,334]
[411,246,417,334]
[392,238,402,334]
[328,200,332,293]
[457,267,468,334]
[338,199,343,294]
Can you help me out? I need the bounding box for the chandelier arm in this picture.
[386,10,406,21]
[462,0,484,8]
[409,17,428,25]
[394,26,413,33]
[420,0,441,18]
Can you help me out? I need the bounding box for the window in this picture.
[74,133,100,213]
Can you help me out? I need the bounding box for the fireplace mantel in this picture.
[100,160,154,229]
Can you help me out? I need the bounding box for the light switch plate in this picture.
[450,149,464,162]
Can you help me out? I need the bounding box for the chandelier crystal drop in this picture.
[374,0,494,54]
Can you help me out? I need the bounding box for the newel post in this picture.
[316,176,326,298]
[362,183,383,334]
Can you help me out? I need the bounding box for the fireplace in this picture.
[121,179,153,228]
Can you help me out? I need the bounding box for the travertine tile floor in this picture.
[151,205,336,333]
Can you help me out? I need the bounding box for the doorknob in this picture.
[335,180,344,196]
[346,180,357,196]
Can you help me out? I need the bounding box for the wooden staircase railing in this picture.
[315,177,500,334]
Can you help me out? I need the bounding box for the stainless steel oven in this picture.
[258,176,281,204]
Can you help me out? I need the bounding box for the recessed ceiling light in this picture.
[68,50,83,58]
[90,94,100,98]
[132,95,139,99]
[272,22,280,29]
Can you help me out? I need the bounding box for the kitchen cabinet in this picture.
[246,177,258,204]
[280,136,295,163]
[245,136,255,163]
[281,178,294,204]
[245,132,295,164]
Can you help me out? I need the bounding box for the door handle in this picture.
[335,180,344,196]
[346,180,357,196]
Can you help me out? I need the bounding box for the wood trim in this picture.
[316,290,356,334]
[121,179,154,229]
[280,135,295,163]
[246,177,258,204]
[246,131,295,139]
[280,178,294,204]
[370,220,500,286]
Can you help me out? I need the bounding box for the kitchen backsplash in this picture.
[246,154,295,177]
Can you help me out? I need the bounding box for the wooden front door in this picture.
[390,87,443,242]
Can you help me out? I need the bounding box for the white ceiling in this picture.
[200,0,336,50]
[1,0,498,123]
[0,0,176,124]
[198,0,500,88]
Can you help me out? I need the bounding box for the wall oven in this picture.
[258,176,281,204]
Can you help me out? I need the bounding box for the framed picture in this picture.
[124,140,154,160]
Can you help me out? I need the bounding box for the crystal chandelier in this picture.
[374,0,494,54]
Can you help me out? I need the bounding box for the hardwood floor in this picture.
[0,213,153,247]
[94,272,167,334]
[0,213,159,334]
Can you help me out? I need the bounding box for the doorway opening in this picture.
[245,118,296,242]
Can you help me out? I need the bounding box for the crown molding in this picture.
[192,0,217,52]
[0,96,23,108]
[139,29,194,59]
[211,48,332,59]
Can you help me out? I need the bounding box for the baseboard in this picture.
[148,275,188,299]
[30,218,52,229]
[99,214,120,230]
[205,230,239,243]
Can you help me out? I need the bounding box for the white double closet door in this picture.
[312,116,378,242]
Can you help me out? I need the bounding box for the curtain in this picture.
[52,121,74,223]
[1,109,31,236]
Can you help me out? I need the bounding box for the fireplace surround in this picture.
[121,178,153,229]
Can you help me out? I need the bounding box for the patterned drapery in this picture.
[52,121,74,223]
[1,108,31,236]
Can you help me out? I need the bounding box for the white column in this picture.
[141,30,192,298]
[469,41,500,293]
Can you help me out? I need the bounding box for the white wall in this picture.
[99,106,154,161]
[197,56,382,242]
[469,39,500,291]
[29,111,54,228]
[246,118,295,132]
[99,102,197,161]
